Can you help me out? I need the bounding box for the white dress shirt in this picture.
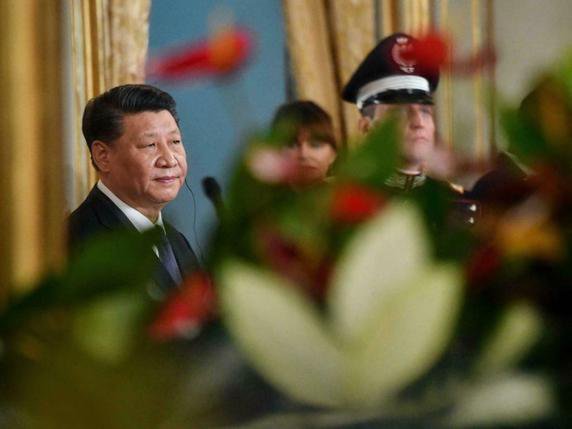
[97,180,164,255]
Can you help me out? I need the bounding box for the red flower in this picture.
[149,272,216,341]
[330,184,386,223]
[465,244,502,289]
[147,27,253,81]
[403,30,495,76]
[407,31,449,72]
[256,227,332,301]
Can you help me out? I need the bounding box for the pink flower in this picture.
[247,147,299,184]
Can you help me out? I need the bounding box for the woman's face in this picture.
[284,129,337,184]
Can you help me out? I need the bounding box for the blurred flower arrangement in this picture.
[204,103,560,426]
[0,28,571,428]
[201,31,568,427]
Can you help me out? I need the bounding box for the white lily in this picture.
[219,202,462,408]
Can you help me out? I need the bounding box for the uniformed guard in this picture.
[342,33,479,224]
[342,32,441,190]
[342,32,481,225]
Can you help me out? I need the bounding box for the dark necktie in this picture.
[158,229,183,286]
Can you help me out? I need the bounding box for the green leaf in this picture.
[72,291,148,365]
[219,261,344,407]
[62,229,160,302]
[328,203,430,344]
[554,48,572,100]
[0,273,63,332]
[475,302,543,375]
[500,107,551,164]
[345,264,462,405]
[0,230,158,334]
[337,118,399,186]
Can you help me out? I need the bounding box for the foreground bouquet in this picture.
[220,202,461,407]
[206,116,556,426]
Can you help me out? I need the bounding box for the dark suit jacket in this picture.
[68,186,200,294]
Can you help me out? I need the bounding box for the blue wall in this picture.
[148,0,286,257]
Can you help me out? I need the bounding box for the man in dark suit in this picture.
[69,84,199,296]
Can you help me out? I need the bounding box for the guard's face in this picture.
[366,103,436,168]
[96,110,187,212]
[284,129,337,184]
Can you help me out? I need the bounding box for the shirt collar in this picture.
[97,180,164,233]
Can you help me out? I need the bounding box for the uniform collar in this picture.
[385,170,426,190]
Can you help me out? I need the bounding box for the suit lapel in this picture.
[86,186,199,294]
[87,186,138,232]
[87,186,177,292]
[165,224,200,278]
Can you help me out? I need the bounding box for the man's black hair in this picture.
[82,84,179,151]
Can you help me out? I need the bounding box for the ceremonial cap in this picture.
[342,33,440,110]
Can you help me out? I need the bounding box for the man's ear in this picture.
[358,115,371,135]
[91,140,111,172]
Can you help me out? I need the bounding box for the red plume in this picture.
[148,27,253,81]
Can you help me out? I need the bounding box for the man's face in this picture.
[99,110,187,212]
[367,103,436,169]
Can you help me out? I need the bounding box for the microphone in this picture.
[202,176,224,220]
